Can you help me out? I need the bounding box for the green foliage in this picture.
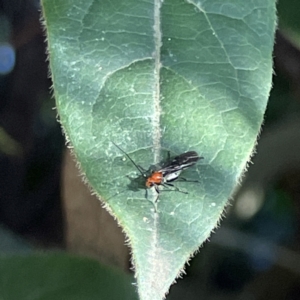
[278,0,300,33]
[277,0,300,45]
[41,0,276,299]
[0,254,137,300]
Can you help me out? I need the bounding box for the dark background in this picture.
[0,0,64,247]
[1,0,300,299]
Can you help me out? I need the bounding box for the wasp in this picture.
[112,142,203,201]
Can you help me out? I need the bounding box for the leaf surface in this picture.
[42,0,276,299]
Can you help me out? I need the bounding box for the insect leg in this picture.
[162,182,188,194]
[167,151,171,161]
[175,177,199,183]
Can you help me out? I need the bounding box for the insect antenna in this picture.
[112,141,146,177]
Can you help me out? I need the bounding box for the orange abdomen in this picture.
[146,171,163,188]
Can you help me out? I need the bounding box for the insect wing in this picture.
[163,170,182,183]
[157,151,202,186]
[162,151,201,174]
[171,151,200,168]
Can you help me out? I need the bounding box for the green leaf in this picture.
[0,254,137,300]
[41,0,276,299]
